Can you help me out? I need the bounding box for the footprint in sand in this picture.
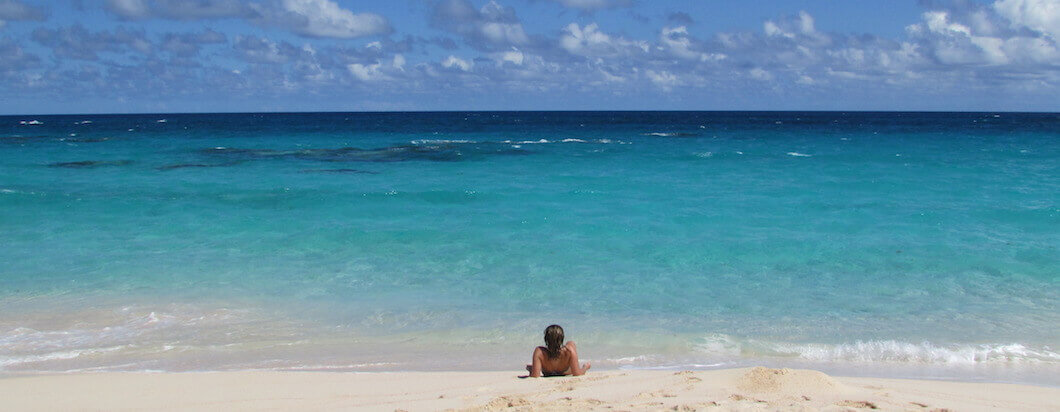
[729,394,767,403]
[538,397,604,409]
[673,401,721,410]
[835,400,878,409]
[549,372,618,393]
[484,395,531,409]
[636,389,677,399]
[579,373,617,382]
[672,370,702,389]
[673,371,703,384]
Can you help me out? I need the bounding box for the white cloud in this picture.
[105,0,150,19]
[765,11,816,38]
[546,0,632,11]
[645,69,678,89]
[907,6,1059,66]
[592,67,624,84]
[994,0,1059,38]
[268,0,391,38]
[923,11,972,36]
[797,10,815,34]
[479,21,529,45]
[659,26,693,53]
[347,62,384,81]
[660,26,725,62]
[1001,35,1059,63]
[478,1,529,45]
[560,23,646,57]
[763,21,784,38]
[442,55,473,71]
[233,35,300,64]
[104,0,249,20]
[101,0,387,38]
[761,10,830,50]
[749,67,773,81]
[295,56,331,82]
[497,49,524,65]
[431,0,530,51]
[347,54,405,81]
[560,23,605,55]
[908,12,993,64]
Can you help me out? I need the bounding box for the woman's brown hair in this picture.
[544,324,564,359]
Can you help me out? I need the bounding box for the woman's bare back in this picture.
[527,341,591,377]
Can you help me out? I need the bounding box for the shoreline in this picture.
[5,359,1058,388]
[2,367,1057,411]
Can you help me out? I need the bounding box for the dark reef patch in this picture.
[48,160,134,168]
[4,135,114,144]
[298,168,379,174]
[157,162,242,171]
[641,132,701,137]
[198,142,529,163]
[61,137,112,143]
[1,135,51,143]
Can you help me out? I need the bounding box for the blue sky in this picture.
[1,0,1057,114]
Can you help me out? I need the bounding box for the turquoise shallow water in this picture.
[1,112,1057,383]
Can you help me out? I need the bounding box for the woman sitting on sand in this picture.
[526,324,591,377]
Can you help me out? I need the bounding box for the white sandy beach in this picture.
[1,367,1056,411]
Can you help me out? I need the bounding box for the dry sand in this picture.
[0,367,1056,411]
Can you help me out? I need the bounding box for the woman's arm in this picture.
[566,341,590,376]
[528,347,545,378]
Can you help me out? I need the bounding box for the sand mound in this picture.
[735,367,841,395]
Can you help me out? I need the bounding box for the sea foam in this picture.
[694,335,1060,364]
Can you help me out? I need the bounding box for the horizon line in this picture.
[2,109,1057,117]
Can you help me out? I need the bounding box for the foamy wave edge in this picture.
[695,335,1060,364]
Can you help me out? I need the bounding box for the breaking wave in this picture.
[694,334,1060,364]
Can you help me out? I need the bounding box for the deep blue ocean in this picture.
[1,112,1057,383]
